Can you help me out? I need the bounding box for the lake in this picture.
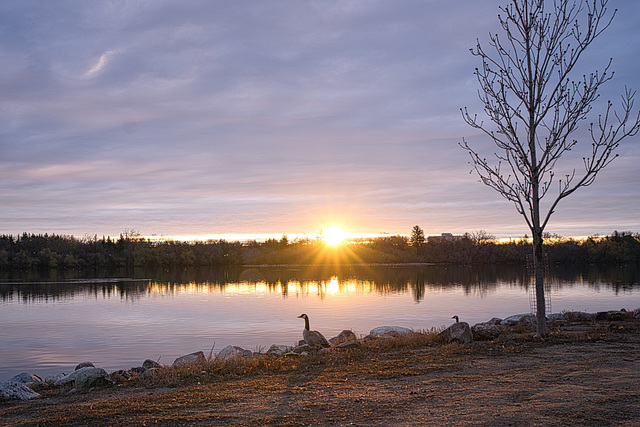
[1,263,639,382]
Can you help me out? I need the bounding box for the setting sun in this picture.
[323,226,347,246]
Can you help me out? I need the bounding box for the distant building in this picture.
[427,232,465,243]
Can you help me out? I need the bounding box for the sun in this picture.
[322,226,347,246]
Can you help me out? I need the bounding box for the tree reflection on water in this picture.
[1,263,638,303]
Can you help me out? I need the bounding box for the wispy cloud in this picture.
[83,50,115,78]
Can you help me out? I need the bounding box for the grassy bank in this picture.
[2,314,639,426]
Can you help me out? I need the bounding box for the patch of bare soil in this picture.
[2,321,639,426]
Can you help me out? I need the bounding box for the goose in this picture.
[452,315,459,323]
[297,314,330,348]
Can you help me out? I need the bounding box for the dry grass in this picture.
[137,329,444,389]
[2,318,640,426]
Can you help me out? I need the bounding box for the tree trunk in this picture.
[532,232,547,336]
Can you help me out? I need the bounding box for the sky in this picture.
[1,0,639,241]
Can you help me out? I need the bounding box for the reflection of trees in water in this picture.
[1,264,638,303]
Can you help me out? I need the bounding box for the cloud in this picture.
[83,50,115,78]
[0,0,639,238]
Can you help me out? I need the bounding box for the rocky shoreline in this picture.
[2,308,639,402]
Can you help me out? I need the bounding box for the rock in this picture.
[267,344,292,357]
[501,313,536,326]
[487,317,503,325]
[75,361,95,370]
[0,381,40,400]
[595,310,633,321]
[143,359,161,370]
[563,311,593,322]
[547,312,567,322]
[7,373,42,384]
[74,367,113,391]
[293,343,312,353]
[471,322,504,341]
[172,351,206,367]
[368,326,412,338]
[218,345,253,361]
[329,330,358,345]
[54,366,95,386]
[335,340,362,350]
[438,322,473,344]
[45,373,66,384]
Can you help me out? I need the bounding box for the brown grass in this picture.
[3,319,640,426]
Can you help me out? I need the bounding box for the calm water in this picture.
[1,264,639,382]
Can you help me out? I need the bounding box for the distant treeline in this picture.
[0,230,639,270]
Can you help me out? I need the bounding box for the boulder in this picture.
[218,345,253,361]
[293,343,312,354]
[172,351,206,367]
[45,373,66,384]
[54,366,95,386]
[74,367,113,391]
[547,312,567,322]
[595,310,633,321]
[0,381,40,400]
[501,313,536,326]
[471,322,504,341]
[267,344,292,357]
[368,326,412,338]
[75,361,95,370]
[438,322,473,344]
[329,330,358,345]
[7,373,42,384]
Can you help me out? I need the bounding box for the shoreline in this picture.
[2,311,639,425]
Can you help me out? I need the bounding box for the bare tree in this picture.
[460,0,640,335]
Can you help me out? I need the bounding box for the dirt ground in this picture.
[1,321,639,426]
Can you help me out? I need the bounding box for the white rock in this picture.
[368,326,412,338]
[217,345,253,361]
[54,366,94,386]
[267,344,292,357]
[172,351,206,367]
[329,330,358,345]
[0,381,40,400]
[74,367,113,391]
[471,322,504,340]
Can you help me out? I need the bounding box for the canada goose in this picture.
[452,315,459,323]
[297,314,330,348]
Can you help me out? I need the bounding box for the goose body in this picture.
[298,314,330,348]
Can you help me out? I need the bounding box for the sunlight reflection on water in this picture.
[1,264,639,381]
